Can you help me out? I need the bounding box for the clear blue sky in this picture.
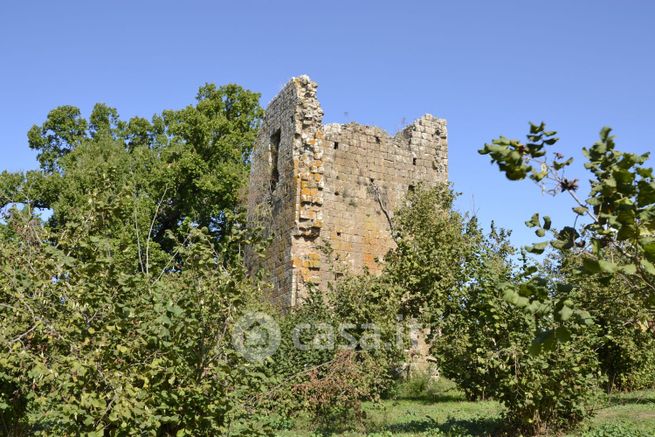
[1,0,654,247]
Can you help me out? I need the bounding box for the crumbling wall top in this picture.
[247,74,448,306]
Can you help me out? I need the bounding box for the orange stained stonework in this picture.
[246,75,448,307]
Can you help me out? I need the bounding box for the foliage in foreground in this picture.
[2,83,654,436]
[396,187,603,433]
[473,124,655,432]
[557,253,655,392]
[263,274,407,432]
[0,208,272,436]
[479,123,655,327]
[0,84,271,435]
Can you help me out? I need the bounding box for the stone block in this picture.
[246,75,447,307]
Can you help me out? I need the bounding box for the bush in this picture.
[410,204,605,433]
[395,373,460,402]
[0,210,272,436]
[293,350,371,432]
[434,228,532,402]
[436,278,603,434]
[496,331,603,434]
[558,253,655,392]
[264,272,406,432]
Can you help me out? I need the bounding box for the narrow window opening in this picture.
[336,231,342,237]
[375,136,381,143]
[334,142,339,150]
[270,129,281,191]
[412,157,417,166]
[334,191,340,196]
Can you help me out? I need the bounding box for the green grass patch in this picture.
[577,389,655,436]
[277,381,655,436]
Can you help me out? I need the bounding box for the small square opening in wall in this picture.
[408,184,415,192]
[334,142,339,150]
[375,136,381,143]
[336,231,342,237]
[369,178,375,183]
[413,157,417,165]
[334,191,340,196]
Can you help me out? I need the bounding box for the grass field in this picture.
[278,379,655,436]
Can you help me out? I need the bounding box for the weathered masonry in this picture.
[247,75,448,306]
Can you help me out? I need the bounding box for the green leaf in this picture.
[637,180,655,205]
[641,259,655,275]
[620,264,637,275]
[544,137,558,145]
[525,213,540,228]
[572,206,588,216]
[552,226,579,250]
[641,239,655,262]
[530,329,557,354]
[582,258,601,273]
[526,241,548,254]
[598,260,618,273]
[553,157,573,170]
[559,305,573,322]
[529,122,545,134]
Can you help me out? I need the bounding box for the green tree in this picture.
[473,123,655,433]
[383,183,477,327]
[557,251,655,392]
[0,83,270,435]
[434,224,529,401]
[479,124,655,314]
[385,186,603,434]
[2,83,263,251]
[0,205,272,436]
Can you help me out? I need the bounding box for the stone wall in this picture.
[247,75,448,306]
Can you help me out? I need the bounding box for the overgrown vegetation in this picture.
[1,86,654,435]
[279,383,655,436]
[473,123,655,433]
[0,84,273,436]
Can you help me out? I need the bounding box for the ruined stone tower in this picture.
[247,75,448,306]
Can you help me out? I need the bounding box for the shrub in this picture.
[293,350,371,431]
[558,253,655,392]
[395,373,460,402]
[264,271,406,432]
[405,200,604,433]
[0,209,272,436]
[436,278,604,434]
[496,330,603,434]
